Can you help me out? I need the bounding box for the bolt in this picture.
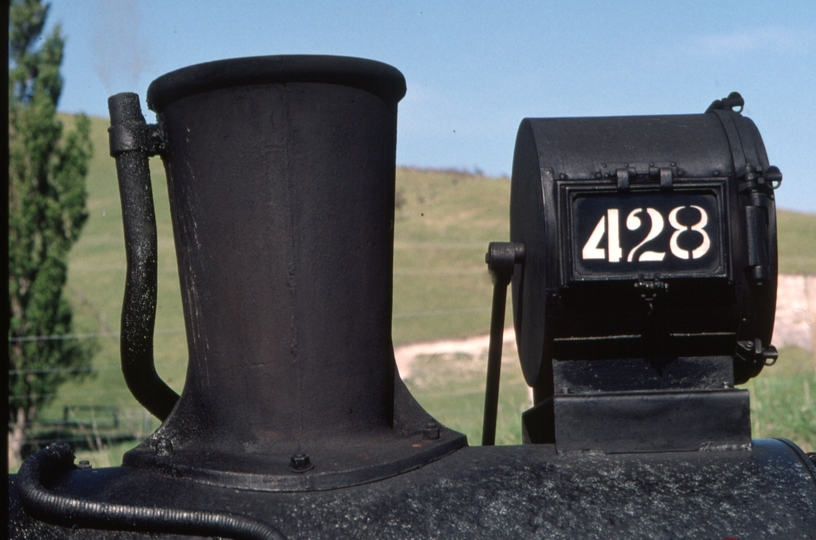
[559,173,567,180]
[424,422,440,440]
[561,386,571,395]
[723,381,734,389]
[289,452,313,472]
[155,438,173,456]
[77,460,92,470]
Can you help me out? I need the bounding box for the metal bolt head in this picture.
[77,460,92,470]
[155,438,173,456]
[423,422,440,440]
[289,452,314,472]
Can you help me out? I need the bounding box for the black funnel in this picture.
[109,56,465,491]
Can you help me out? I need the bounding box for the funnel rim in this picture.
[147,54,406,113]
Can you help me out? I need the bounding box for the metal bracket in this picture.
[744,205,771,283]
[658,167,673,190]
[616,168,631,191]
[738,164,783,193]
[109,122,165,157]
[705,91,745,114]
[482,242,525,446]
[736,338,778,366]
[485,242,526,284]
[634,274,669,316]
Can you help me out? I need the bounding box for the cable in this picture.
[17,443,287,539]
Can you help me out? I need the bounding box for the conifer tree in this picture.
[8,0,95,467]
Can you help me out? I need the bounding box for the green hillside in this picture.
[13,114,815,468]
[777,210,816,273]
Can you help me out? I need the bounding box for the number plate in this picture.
[571,192,724,278]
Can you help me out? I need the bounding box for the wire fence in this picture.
[8,327,186,343]
[9,274,814,467]
[9,400,161,465]
[8,307,492,346]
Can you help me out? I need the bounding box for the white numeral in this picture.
[582,214,607,260]
[581,205,712,263]
[668,205,711,260]
[626,208,666,262]
[582,210,623,262]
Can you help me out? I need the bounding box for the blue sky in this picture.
[47,0,816,213]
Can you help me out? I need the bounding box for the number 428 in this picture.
[581,206,712,263]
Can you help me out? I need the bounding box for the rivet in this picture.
[559,173,567,180]
[713,170,719,176]
[670,162,676,167]
[595,172,602,179]
[722,381,733,389]
[424,422,440,440]
[77,460,92,470]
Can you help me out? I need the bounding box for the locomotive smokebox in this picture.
[107,56,465,491]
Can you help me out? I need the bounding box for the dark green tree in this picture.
[8,0,94,467]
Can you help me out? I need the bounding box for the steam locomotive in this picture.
[10,55,816,539]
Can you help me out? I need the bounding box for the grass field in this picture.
[11,115,816,470]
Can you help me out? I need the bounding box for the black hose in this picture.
[17,444,287,540]
[108,92,180,420]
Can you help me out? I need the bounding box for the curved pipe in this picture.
[108,93,179,420]
[17,444,286,540]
